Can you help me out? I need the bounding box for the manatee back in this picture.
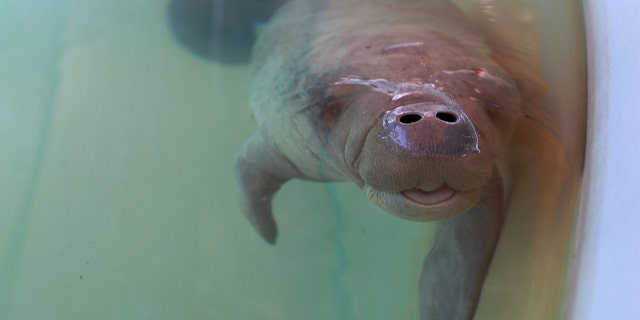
[248,0,326,124]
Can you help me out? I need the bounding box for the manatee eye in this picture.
[322,99,345,125]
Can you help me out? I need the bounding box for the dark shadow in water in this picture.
[166,0,286,64]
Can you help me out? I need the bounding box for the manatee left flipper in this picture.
[419,171,504,320]
[234,132,301,244]
[167,0,286,64]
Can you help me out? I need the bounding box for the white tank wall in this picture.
[569,1,640,319]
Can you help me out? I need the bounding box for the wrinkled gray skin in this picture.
[170,0,524,319]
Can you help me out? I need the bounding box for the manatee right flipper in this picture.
[234,131,302,244]
[167,0,286,64]
[420,171,504,320]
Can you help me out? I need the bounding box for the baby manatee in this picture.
[169,0,556,319]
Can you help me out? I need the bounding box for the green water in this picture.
[0,1,432,319]
[0,1,585,319]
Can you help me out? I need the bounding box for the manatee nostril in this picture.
[399,113,423,124]
[435,112,458,123]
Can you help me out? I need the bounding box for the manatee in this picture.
[169,0,552,319]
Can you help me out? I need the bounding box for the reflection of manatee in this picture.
[169,0,561,319]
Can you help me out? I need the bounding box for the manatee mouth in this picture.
[402,185,455,206]
[363,184,480,221]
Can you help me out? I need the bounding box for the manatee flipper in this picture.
[234,132,301,244]
[167,0,286,64]
[420,171,504,320]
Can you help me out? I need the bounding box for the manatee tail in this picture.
[167,0,286,64]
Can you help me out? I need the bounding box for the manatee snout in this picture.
[382,102,480,157]
[355,100,495,222]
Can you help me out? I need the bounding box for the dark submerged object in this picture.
[167,0,285,64]
[168,0,552,319]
